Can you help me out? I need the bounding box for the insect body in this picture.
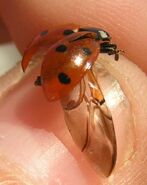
[22,24,119,103]
[22,24,120,176]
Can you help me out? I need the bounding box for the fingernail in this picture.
[61,56,135,177]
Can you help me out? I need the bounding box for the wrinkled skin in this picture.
[0,0,147,184]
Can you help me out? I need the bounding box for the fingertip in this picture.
[98,54,147,183]
[0,0,147,72]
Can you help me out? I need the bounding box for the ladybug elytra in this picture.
[22,24,120,103]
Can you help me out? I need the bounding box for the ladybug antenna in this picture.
[114,49,125,61]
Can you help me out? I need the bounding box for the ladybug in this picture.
[22,24,120,104]
[22,25,121,176]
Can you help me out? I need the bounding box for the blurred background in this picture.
[0,18,21,76]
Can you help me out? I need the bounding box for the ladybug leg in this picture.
[100,42,119,61]
[34,76,42,86]
[100,43,117,52]
[87,69,105,105]
[87,69,112,120]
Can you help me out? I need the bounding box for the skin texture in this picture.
[0,0,147,184]
[0,0,147,72]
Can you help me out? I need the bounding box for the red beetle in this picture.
[22,24,119,104]
[22,24,121,176]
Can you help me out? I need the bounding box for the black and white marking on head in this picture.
[63,29,74,35]
[40,30,48,36]
[58,72,71,84]
[82,47,92,55]
[79,27,110,41]
[56,44,67,52]
[98,30,110,41]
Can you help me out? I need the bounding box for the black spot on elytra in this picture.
[63,29,74,35]
[34,76,42,86]
[40,30,48,36]
[56,44,67,52]
[58,73,71,84]
[82,48,92,55]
